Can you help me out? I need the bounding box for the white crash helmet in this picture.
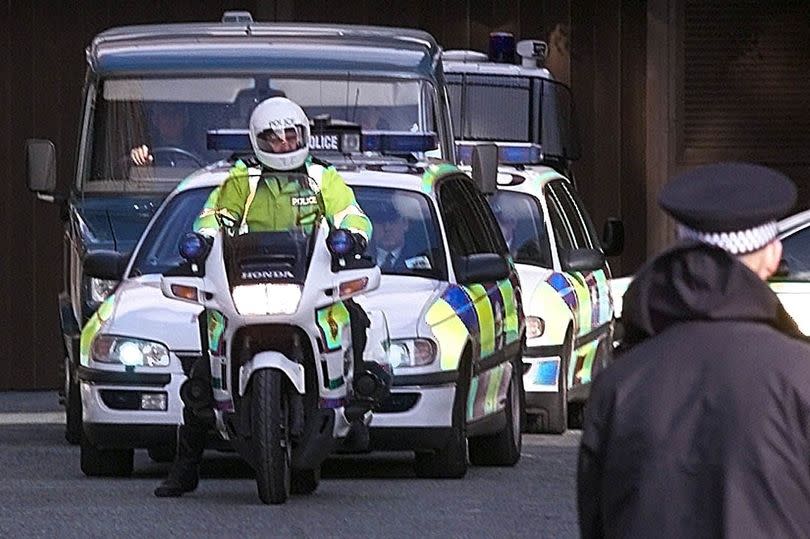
[248,97,310,170]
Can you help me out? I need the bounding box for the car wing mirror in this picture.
[84,250,128,281]
[562,248,606,272]
[455,253,510,284]
[601,217,624,257]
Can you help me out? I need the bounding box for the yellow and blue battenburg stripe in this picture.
[425,279,521,371]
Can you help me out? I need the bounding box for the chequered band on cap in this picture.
[677,221,779,255]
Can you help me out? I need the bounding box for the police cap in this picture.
[659,162,796,254]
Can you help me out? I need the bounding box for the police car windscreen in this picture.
[129,187,216,277]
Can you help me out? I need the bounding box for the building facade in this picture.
[1,0,807,388]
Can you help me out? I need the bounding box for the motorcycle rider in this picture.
[155,96,374,497]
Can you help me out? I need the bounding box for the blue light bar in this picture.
[362,131,438,154]
[456,142,543,166]
[207,129,252,152]
[207,129,438,155]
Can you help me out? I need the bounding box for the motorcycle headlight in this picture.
[388,339,437,368]
[88,277,118,304]
[90,335,170,367]
[232,284,302,315]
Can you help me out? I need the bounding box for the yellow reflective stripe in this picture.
[333,204,371,240]
[466,376,479,420]
[426,299,468,371]
[528,283,569,345]
[466,284,495,357]
[485,365,505,415]
[316,302,351,351]
[570,274,591,334]
[497,279,519,341]
[79,295,116,366]
[576,341,599,384]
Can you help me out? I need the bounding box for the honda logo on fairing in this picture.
[241,270,295,280]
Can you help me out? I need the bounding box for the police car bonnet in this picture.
[659,162,797,254]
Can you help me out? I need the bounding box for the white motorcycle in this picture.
[161,213,391,505]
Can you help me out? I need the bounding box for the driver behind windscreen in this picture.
[155,96,375,498]
[130,102,200,166]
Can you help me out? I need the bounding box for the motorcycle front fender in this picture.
[238,351,305,397]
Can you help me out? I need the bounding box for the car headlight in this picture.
[88,277,118,304]
[526,316,545,339]
[91,335,170,367]
[232,284,302,315]
[388,339,437,368]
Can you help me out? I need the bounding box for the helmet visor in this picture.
[256,125,307,154]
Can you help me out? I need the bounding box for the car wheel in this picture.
[525,328,571,435]
[80,436,134,477]
[414,352,470,479]
[468,356,523,466]
[64,356,82,446]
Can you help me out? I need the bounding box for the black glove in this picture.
[351,232,368,255]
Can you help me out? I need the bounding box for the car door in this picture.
[544,180,611,386]
[436,174,522,421]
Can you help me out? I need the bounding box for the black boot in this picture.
[154,471,199,497]
[154,420,205,497]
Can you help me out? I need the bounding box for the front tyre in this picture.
[80,436,134,477]
[64,356,82,445]
[469,358,523,466]
[252,369,291,505]
[414,355,470,479]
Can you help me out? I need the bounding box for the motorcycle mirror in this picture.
[179,232,211,263]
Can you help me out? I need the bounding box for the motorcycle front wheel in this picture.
[251,369,292,505]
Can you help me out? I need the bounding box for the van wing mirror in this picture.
[471,143,498,195]
[602,217,624,257]
[26,139,57,197]
[84,250,128,281]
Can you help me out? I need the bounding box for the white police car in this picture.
[79,126,525,479]
[445,36,623,433]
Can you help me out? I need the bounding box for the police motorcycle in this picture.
[162,199,392,505]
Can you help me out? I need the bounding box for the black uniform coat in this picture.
[578,243,810,538]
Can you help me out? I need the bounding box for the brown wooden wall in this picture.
[0,0,636,389]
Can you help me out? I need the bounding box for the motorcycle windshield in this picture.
[223,227,319,288]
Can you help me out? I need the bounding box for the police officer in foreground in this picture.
[578,162,810,538]
[154,96,373,498]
